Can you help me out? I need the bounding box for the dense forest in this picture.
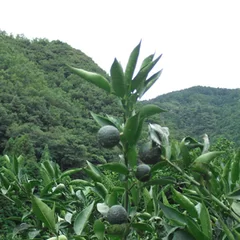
[1,30,240,170]
[148,86,240,144]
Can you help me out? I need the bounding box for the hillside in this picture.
[147,86,240,144]
[0,31,123,169]
[1,31,240,170]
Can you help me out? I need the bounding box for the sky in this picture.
[1,0,239,100]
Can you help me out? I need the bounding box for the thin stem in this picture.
[124,150,129,213]
[164,157,240,223]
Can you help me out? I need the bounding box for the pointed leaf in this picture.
[131,54,162,92]
[194,151,224,164]
[94,182,108,200]
[85,161,102,182]
[231,150,240,183]
[139,69,163,98]
[110,58,125,97]
[74,201,95,235]
[68,66,111,93]
[125,41,141,88]
[186,216,210,240]
[107,191,118,207]
[143,177,176,187]
[139,104,166,119]
[126,146,137,168]
[100,162,129,175]
[123,113,140,146]
[31,195,56,232]
[200,202,212,239]
[60,168,83,179]
[227,187,240,200]
[90,112,116,127]
[172,188,198,218]
[140,54,155,69]
[159,202,187,226]
[93,219,105,240]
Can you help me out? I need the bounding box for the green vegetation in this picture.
[148,86,240,144]
[1,31,240,239]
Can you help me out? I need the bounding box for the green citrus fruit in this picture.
[106,223,130,236]
[139,142,161,164]
[135,164,151,182]
[98,125,120,148]
[107,205,128,224]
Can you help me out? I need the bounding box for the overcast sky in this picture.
[1,0,239,100]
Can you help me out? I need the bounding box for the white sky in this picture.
[1,0,239,100]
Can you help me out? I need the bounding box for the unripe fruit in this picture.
[98,125,120,148]
[135,164,151,182]
[107,205,128,224]
[139,142,161,164]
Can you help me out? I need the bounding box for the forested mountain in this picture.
[1,31,240,169]
[0,31,123,169]
[147,86,240,145]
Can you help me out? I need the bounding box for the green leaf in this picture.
[193,151,224,164]
[70,179,94,187]
[94,182,108,200]
[130,185,140,206]
[123,113,140,146]
[90,112,116,127]
[74,201,95,235]
[107,191,118,207]
[140,54,155,69]
[31,195,56,232]
[139,69,163,98]
[126,146,137,168]
[125,41,141,89]
[150,161,168,175]
[84,161,102,182]
[68,66,111,93]
[222,159,231,180]
[231,150,240,183]
[131,54,162,93]
[13,155,19,176]
[186,216,210,240]
[139,104,166,120]
[159,202,186,226]
[131,222,153,232]
[100,162,129,175]
[218,217,235,240]
[93,219,105,240]
[172,188,198,218]
[42,161,55,179]
[60,168,83,179]
[143,177,176,187]
[227,187,240,200]
[171,229,195,240]
[200,202,212,239]
[110,58,125,97]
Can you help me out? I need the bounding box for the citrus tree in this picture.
[68,42,240,239]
